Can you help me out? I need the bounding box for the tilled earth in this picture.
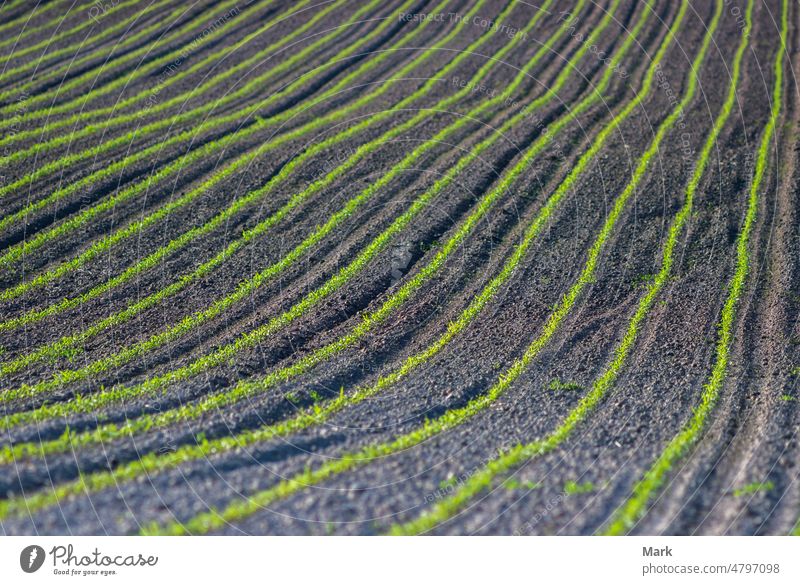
[0,0,798,535]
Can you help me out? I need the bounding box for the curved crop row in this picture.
[0,0,274,133]
[0,0,471,323]
[0,0,169,84]
[392,0,754,536]
[602,0,787,536]
[0,0,578,419]
[0,0,518,315]
[0,0,338,132]
[0,0,500,333]
[0,0,628,466]
[0,0,243,106]
[0,0,669,521]
[0,0,611,448]
[0,0,77,51]
[0,0,452,222]
[0,0,482,309]
[0,0,417,214]
[0,0,425,205]
[0,0,639,469]
[135,0,699,536]
[0,0,387,263]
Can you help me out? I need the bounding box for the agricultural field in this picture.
[0,0,797,536]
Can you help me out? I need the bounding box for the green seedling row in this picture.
[0,0,386,265]
[394,0,756,535]
[143,0,692,536]
[603,0,786,535]
[0,0,166,83]
[0,0,665,523]
[0,0,77,49]
[0,0,244,106]
[0,0,569,420]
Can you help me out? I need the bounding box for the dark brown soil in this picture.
[0,0,796,536]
